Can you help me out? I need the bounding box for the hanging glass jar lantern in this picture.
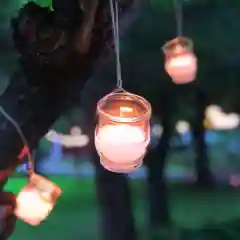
[15,173,61,226]
[95,91,151,173]
[162,37,197,84]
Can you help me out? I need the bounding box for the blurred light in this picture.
[176,120,190,134]
[163,37,197,84]
[15,174,61,225]
[205,105,240,130]
[229,174,240,187]
[151,124,163,137]
[45,127,89,148]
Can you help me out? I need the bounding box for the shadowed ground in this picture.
[6,177,240,240]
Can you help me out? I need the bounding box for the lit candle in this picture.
[163,37,197,84]
[15,186,53,226]
[15,174,61,226]
[95,124,149,173]
[165,52,197,84]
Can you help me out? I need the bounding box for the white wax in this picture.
[169,54,194,67]
[95,124,149,163]
[16,188,53,226]
[166,54,197,83]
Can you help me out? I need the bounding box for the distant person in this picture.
[45,126,90,178]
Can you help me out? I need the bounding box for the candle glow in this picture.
[15,174,61,226]
[163,37,197,84]
[16,187,53,226]
[95,124,149,172]
[95,92,151,173]
[165,52,197,84]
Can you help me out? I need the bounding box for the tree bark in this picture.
[93,152,137,240]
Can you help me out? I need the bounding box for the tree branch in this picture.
[74,0,99,53]
[0,0,138,179]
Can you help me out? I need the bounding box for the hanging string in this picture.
[0,106,34,176]
[109,0,123,89]
[174,0,183,36]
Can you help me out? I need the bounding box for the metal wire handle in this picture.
[109,0,123,89]
[0,107,34,176]
[174,0,183,36]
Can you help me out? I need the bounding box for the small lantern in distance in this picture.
[15,173,61,226]
[95,92,151,173]
[162,37,197,84]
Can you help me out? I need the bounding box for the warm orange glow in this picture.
[15,174,61,226]
[163,37,197,84]
[16,187,53,226]
[204,118,211,129]
[165,52,197,84]
[120,106,133,112]
[95,92,151,173]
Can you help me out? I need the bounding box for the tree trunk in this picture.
[93,152,136,240]
[145,91,174,229]
[191,87,213,188]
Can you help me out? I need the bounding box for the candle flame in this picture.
[120,106,133,117]
[174,44,184,54]
[120,107,133,112]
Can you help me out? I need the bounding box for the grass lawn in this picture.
[5,177,240,239]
